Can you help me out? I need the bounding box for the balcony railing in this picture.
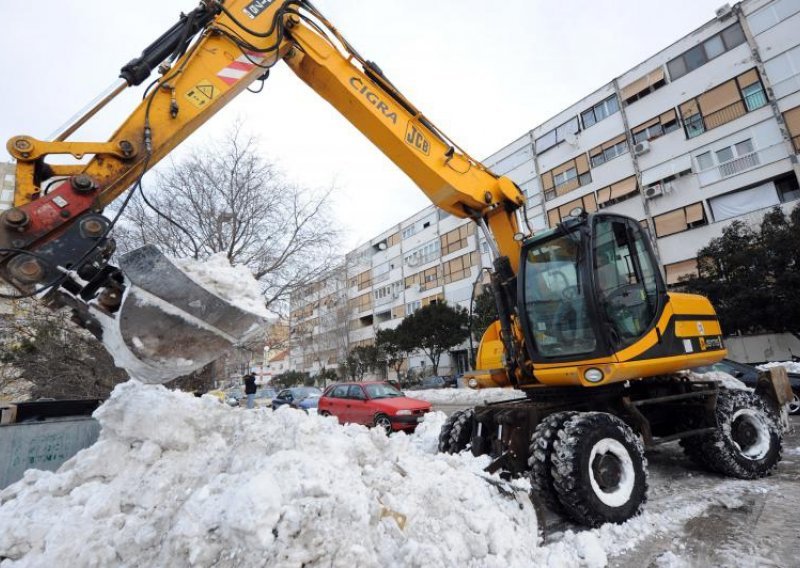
[717,151,760,178]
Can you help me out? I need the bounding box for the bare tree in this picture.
[114,123,341,315]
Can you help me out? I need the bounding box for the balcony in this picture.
[685,95,768,139]
[696,143,785,186]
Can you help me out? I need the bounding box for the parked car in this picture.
[271,387,322,414]
[318,381,432,434]
[692,358,800,415]
[253,387,278,408]
[407,376,448,390]
[223,389,244,407]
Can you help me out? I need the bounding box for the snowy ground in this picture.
[1,381,798,567]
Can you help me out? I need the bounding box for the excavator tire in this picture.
[551,412,648,527]
[528,411,578,513]
[437,409,475,454]
[683,389,782,479]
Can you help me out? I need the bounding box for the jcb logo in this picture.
[405,123,430,156]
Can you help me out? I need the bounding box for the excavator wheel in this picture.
[551,412,648,527]
[528,411,578,514]
[438,409,475,454]
[682,389,782,479]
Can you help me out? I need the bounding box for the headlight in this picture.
[584,368,604,383]
[395,409,412,416]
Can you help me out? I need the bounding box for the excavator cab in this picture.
[517,211,726,388]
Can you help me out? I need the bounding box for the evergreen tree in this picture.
[397,302,469,375]
[680,205,800,337]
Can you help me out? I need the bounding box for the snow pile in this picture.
[684,370,749,390]
[757,361,800,374]
[0,382,538,567]
[172,252,268,319]
[408,388,523,405]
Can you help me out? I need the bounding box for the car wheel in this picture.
[788,390,800,416]
[319,410,331,417]
[374,414,393,435]
[551,412,648,527]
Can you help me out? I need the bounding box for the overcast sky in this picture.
[1,1,725,249]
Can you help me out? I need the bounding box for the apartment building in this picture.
[486,0,800,285]
[290,0,800,377]
[288,208,489,377]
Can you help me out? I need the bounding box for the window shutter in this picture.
[698,80,740,115]
[659,109,677,124]
[665,258,698,285]
[547,208,560,227]
[783,106,800,137]
[609,177,638,200]
[685,202,705,224]
[680,99,700,118]
[736,69,759,89]
[596,186,611,205]
[575,154,590,174]
[654,209,688,237]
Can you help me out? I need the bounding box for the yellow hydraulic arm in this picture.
[1,0,530,384]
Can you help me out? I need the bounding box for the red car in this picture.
[319,381,431,434]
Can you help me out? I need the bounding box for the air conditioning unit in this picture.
[644,184,663,199]
[715,3,733,20]
[634,140,651,156]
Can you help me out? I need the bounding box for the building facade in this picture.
[288,210,490,377]
[291,0,800,376]
[486,0,800,285]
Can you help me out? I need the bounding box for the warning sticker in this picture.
[185,80,217,109]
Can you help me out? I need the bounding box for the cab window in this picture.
[593,218,659,344]
[523,232,597,357]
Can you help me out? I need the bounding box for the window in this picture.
[716,146,734,163]
[546,193,598,227]
[404,239,439,266]
[405,300,421,315]
[742,82,767,111]
[330,385,349,398]
[387,232,401,247]
[581,95,620,128]
[775,173,800,203]
[709,182,780,221]
[593,217,660,343]
[535,116,580,153]
[442,252,479,284]
[440,223,473,256]
[653,203,707,237]
[678,69,766,138]
[542,155,592,201]
[696,152,714,171]
[402,225,416,239]
[631,109,679,144]
[664,259,698,286]
[589,134,629,168]
[785,106,800,153]
[667,23,746,80]
[357,269,372,291]
[620,68,667,105]
[596,177,638,208]
[523,232,597,357]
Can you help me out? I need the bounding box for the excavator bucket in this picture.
[97,246,265,384]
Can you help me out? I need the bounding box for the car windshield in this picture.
[364,383,404,399]
[294,387,321,399]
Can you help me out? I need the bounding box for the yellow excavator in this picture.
[1,1,789,526]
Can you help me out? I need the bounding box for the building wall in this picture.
[288,0,800,373]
